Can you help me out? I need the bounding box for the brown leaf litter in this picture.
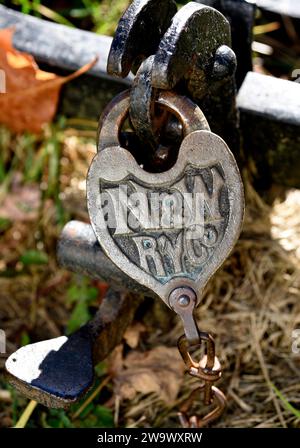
[110,345,184,404]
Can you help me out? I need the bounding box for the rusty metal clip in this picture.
[178,333,222,404]
[178,385,226,428]
[177,332,226,427]
[169,288,226,428]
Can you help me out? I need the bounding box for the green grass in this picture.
[8,0,75,27]
[2,374,114,428]
[66,278,99,334]
[0,120,68,227]
[270,382,300,421]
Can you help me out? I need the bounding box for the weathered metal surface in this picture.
[169,287,199,343]
[129,55,159,150]
[97,89,210,171]
[107,0,177,77]
[108,1,240,154]
[237,72,300,189]
[5,290,143,408]
[197,0,255,88]
[151,3,233,89]
[57,220,151,295]
[98,90,210,149]
[151,2,240,153]
[88,93,244,305]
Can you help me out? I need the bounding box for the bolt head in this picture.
[178,295,190,307]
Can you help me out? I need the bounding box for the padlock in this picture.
[87,90,244,307]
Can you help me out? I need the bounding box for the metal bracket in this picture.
[107,0,177,77]
[196,0,256,88]
[108,0,240,153]
[5,289,143,408]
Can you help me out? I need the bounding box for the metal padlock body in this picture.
[87,91,244,305]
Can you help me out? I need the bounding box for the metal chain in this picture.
[177,333,226,428]
[169,287,227,428]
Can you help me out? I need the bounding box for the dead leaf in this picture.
[0,28,97,133]
[110,346,184,403]
[123,323,146,349]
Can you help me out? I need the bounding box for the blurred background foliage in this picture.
[1,0,140,34]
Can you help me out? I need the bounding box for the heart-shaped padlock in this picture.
[87,91,244,305]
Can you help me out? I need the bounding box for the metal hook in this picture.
[107,0,177,78]
[178,385,226,428]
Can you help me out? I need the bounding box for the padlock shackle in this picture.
[97,89,210,152]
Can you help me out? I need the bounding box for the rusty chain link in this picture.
[177,333,226,428]
[169,287,226,427]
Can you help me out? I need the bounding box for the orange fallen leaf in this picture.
[0,28,97,133]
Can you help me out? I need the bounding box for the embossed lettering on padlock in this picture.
[87,92,244,305]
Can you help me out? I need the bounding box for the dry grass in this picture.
[0,129,300,428]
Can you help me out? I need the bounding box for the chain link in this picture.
[168,286,226,427]
[177,332,226,428]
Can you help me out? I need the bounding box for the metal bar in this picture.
[5,289,143,408]
[57,220,153,296]
[237,71,300,189]
[249,0,300,19]
[0,5,131,83]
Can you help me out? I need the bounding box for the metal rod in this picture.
[57,220,154,296]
